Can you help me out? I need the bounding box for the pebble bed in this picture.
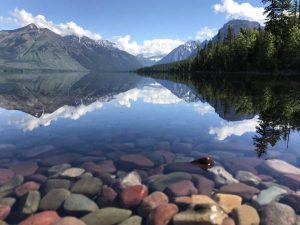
[0,138,299,225]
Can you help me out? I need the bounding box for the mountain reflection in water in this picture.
[0,71,300,157]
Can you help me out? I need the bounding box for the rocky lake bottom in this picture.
[0,72,300,225]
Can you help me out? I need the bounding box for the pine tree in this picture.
[262,0,280,34]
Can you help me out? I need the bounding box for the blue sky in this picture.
[0,0,265,57]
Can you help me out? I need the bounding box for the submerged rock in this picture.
[120,154,154,167]
[264,159,300,176]
[235,171,261,186]
[59,168,85,178]
[138,191,169,216]
[208,166,239,186]
[120,185,148,208]
[219,183,259,200]
[165,180,198,197]
[0,175,24,198]
[19,211,61,225]
[40,188,70,211]
[148,203,178,225]
[44,179,71,192]
[120,171,141,188]
[213,193,242,213]
[19,190,41,215]
[51,217,86,225]
[119,215,142,225]
[71,177,102,197]
[231,204,260,225]
[150,172,192,191]
[64,194,98,214]
[253,186,287,206]
[261,202,296,225]
[0,169,15,186]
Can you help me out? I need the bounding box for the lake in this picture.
[0,71,300,224]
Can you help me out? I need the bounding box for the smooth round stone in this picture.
[40,188,70,211]
[71,177,102,197]
[252,186,287,206]
[192,174,215,196]
[48,164,71,176]
[138,191,169,216]
[219,183,260,200]
[0,175,24,198]
[98,186,117,207]
[173,204,227,225]
[11,161,38,177]
[120,171,141,188]
[0,169,15,186]
[0,220,7,225]
[222,160,258,176]
[60,168,85,178]
[232,204,260,225]
[165,180,198,197]
[175,195,216,205]
[45,179,71,192]
[15,181,40,197]
[28,174,48,184]
[213,193,242,213]
[81,207,132,225]
[261,202,296,225]
[150,172,192,191]
[0,204,10,220]
[208,166,239,186]
[222,217,236,225]
[19,211,61,225]
[120,185,148,208]
[280,193,300,212]
[148,203,178,225]
[64,194,98,214]
[118,216,142,225]
[235,171,261,186]
[20,190,41,215]
[282,174,300,190]
[97,160,116,174]
[264,159,300,176]
[0,198,16,207]
[51,217,86,225]
[120,154,154,167]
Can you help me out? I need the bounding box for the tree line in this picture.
[139,0,300,73]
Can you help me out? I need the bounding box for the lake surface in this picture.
[0,72,300,224]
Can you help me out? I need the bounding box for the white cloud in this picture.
[5,8,102,40]
[114,35,184,59]
[196,27,218,41]
[209,116,259,140]
[193,102,215,115]
[213,0,266,24]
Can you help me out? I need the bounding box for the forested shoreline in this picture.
[139,0,300,73]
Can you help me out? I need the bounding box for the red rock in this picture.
[165,180,198,197]
[155,151,175,163]
[219,183,260,200]
[222,217,236,225]
[148,203,178,225]
[11,161,38,177]
[19,211,61,225]
[82,161,116,174]
[0,169,15,185]
[192,174,215,196]
[282,174,300,189]
[0,205,10,220]
[15,181,40,197]
[138,191,169,216]
[258,174,275,182]
[51,217,86,225]
[120,154,154,167]
[121,185,148,207]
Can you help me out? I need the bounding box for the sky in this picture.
[0,0,265,58]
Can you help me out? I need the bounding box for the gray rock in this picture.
[81,207,132,225]
[150,172,192,191]
[261,202,296,225]
[0,197,16,207]
[0,175,24,198]
[64,194,98,214]
[48,164,71,176]
[236,170,261,186]
[71,177,102,197]
[208,166,239,186]
[44,179,71,192]
[118,216,142,225]
[253,186,287,206]
[39,188,70,210]
[20,190,41,215]
[59,168,85,178]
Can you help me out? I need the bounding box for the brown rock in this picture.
[19,211,61,225]
[148,203,178,225]
[11,161,38,177]
[192,174,215,196]
[120,154,154,167]
[121,185,148,207]
[213,194,242,213]
[0,169,15,186]
[15,181,40,197]
[138,191,169,216]
[175,195,216,205]
[231,205,260,225]
[219,183,260,200]
[165,180,198,197]
[98,186,118,207]
[0,205,10,220]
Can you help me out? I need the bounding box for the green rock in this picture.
[20,190,41,215]
[118,215,142,225]
[0,197,16,207]
[71,177,102,197]
[64,194,98,214]
[44,179,71,192]
[39,188,70,210]
[150,172,192,191]
[81,207,132,225]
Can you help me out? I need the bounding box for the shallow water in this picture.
[0,72,299,224]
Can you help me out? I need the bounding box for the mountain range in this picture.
[0,24,141,71]
[156,19,260,65]
[0,20,261,71]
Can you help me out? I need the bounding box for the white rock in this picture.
[208,166,239,186]
[120,171,141,188]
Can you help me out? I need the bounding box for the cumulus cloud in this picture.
[213,0,266,24]
[193,102,215,115]
[209,116,259,140]
[5,8,102,40]
[114,35,184,59]
[196,27,218,41]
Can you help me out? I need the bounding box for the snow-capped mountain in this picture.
[155,40,203,65]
